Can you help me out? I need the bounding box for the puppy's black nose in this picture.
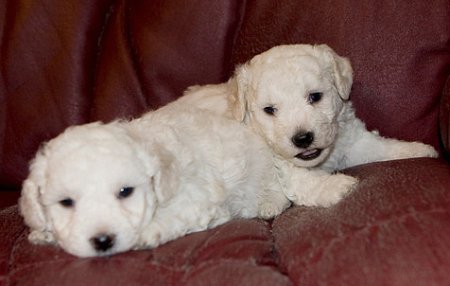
[292,132,314,148]
[90,234,115,252]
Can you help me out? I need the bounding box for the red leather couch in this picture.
[1,1,450,285]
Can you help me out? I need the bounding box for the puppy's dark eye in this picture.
[118,187,134,199]
[263,106,277,116]
[59,198,75,208]
[308,92,323,104]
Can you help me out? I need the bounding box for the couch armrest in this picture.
[440,76,450,157]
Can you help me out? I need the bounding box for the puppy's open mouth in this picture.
[295,149,322,161]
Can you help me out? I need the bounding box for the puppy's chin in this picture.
[58,242,99,258]
[290,148,331,168]
[62,242,129,258]
[58,236,135,258]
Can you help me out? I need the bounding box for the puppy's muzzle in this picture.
[292,131,323,161]
[90,233,116,252]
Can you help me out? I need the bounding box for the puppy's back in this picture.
[137,106,275,217]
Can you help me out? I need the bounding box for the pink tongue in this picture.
[301,149,318,156]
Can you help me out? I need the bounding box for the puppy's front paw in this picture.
[258,201,290,219]
[258,190,291,219]
[28,230,55,245]
[135,225,162,249]
[313,174,358,207]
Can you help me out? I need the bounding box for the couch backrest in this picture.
[1,0,449,188]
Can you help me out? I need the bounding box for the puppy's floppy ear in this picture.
[315,44,353,100]
[149,147,179,204]
[19,144,54,244]
[124,123,179,205]
[229,63,251,122]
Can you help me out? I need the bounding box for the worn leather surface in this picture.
[441,77,450,154]
[275,159,450,285]
[0,0,449,285]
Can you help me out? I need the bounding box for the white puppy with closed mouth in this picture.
[180,44,438,206]
[19,105,290,257]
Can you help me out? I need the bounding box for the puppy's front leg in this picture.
[280,165,357,207]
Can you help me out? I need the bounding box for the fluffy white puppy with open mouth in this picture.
[19,105,290,257]
[180,44,438,206]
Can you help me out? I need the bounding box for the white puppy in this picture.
[19,106,290,257]
[180,44,438,206]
